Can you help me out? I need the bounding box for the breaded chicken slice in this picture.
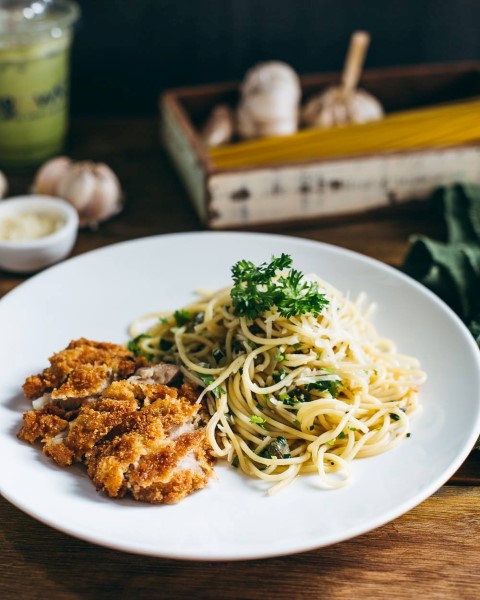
[23,338,144,401]
[85,384,215,504]
[41,380,183,467]
[18,342,215,503]
[42,382,140,467]
[18,339,147,454]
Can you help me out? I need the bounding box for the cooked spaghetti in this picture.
[129,255,425,494]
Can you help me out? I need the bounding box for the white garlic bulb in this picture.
[201,104,235,147]
[33,156,72,196]
[302,31,383,129]
[0,169,7,199]
[302,87,384,128]
[237,61,301,140]
[33,158,123,227]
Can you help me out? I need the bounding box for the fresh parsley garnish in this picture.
[159,338,173,351]
[390,412,401,421]
[212,386,226,398]
[232,339,245,354]
[230,254,329,319]
[127,334,154,360]
[272,369,286,383]
[212,347,225,363]
[249,414,266,428]
[305,379,342,398]
[198,374,225,398]
[174,309,191,327]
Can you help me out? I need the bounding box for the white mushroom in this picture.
[201,104,235,147]
[302,31,383,128]
[237,61,301,139]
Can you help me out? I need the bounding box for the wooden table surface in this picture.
[1,117,479,599]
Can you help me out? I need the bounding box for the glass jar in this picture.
[0,0,79,167]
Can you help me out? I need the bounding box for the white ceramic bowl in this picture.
[0,195,79,273]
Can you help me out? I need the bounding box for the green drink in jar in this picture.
[0,0,79,166]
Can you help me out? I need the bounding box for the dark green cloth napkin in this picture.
[402,183,480,450]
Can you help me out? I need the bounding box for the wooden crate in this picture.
[160,62,480,229]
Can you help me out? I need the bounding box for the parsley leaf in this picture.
[174,309,191,327]
[199,374,214,385]
[249,415,266,428]
[305,379,342,397]
[212,347,225,363]
[127,334,151,358]
[211,386,226,398]
[272,369,286,383]
[230,254,329,319]
[198,374,225,398]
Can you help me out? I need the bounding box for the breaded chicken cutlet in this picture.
[18,338,215,504]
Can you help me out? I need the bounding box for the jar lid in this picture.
[0,1,79,38]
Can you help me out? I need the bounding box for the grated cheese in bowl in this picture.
[0,211,65,242]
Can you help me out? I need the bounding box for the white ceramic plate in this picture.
[1,232,479,560]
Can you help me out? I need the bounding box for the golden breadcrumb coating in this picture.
[23,338,144,400]
[86,390,215,503]
[18,339,215,504]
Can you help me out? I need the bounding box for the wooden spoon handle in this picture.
[341,31,371,95]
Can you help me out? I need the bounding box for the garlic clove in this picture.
[0,170,7,199]
[32,156,72,196]
[236,103,258,140]
[201,105,235,147]
[77,163,122,226]
[348,89,384,123]
[56,162,98,212]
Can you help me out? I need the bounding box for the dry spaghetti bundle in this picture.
[209,98,480,170]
